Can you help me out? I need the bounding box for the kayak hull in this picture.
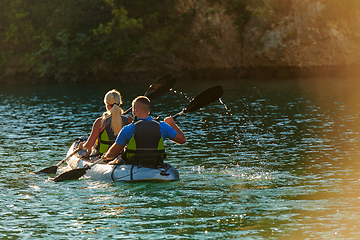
[65,139,180,182]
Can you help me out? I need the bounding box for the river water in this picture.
[1,76,360,239]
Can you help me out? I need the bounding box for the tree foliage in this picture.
[0,0,181,83]
[2,0,359,83]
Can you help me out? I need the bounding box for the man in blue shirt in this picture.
[103,96,186,163]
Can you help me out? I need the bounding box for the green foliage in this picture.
[93,0,143,35]
[0,0,146,83]
[0,0,37,70]
[1,0,359,83]
[0,0,192,83]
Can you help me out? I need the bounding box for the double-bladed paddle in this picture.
[123,72,175,114]
[172,85,223,119]
[52,85,223,182]
[35,72,175,176]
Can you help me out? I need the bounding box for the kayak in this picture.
[64,137,180,182]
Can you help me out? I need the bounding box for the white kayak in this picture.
[64,138,180,182]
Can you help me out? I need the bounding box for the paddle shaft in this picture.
[172,85,223,119]
[123,72,175,114]
[34,148,82,174]
[52,73,175,182]
[172,109,185,119]
[124,104,133,115]
[52,156,112,182]
[56,148,81,166]
[59,85,224,180]
[87,157,107,169]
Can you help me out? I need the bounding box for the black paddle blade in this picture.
[34,166,58,175]
[52,168,88,182]
[185,85,223,113]
[124,72,176,114]
[145,72,176,100]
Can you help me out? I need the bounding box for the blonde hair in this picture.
[101,89,124,135]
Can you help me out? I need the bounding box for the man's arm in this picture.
[164,116,186,144]
[103,143,125,161]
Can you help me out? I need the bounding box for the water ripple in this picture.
[1,79,360,238]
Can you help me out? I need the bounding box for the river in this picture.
[1,76,360,239]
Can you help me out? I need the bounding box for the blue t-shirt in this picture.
[115,116,177,146]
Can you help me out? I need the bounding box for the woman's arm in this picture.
[79,118,102,154]
[127,115,134,124]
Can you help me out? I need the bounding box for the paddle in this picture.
[172,85,223,119]
[34,148,81,174]
[36,73,174,176]
[52,157,106,182]
[52,85,223,182]
[123,72,175,114]
[52,73,176,182]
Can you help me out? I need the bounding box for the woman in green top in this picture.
[79,89,133,157]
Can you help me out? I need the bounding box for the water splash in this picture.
[171,89,191,101]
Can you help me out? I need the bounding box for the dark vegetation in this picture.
[0,0,359,84]
[0,0,190,83]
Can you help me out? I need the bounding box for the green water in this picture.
[1,77,360,239]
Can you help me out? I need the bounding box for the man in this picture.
[103,96,186,164]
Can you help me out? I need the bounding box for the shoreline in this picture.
[2,64,360,85]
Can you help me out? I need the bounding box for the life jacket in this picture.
[95,115,128,154]
[123,118,166,165]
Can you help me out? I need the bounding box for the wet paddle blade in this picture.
[145,72,176,100]
[34,166,58,175]
[185,85,223,113]
[52,168,88,182]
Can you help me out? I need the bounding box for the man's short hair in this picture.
[132,96,150,112]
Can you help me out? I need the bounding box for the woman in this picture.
[79,89,133,157]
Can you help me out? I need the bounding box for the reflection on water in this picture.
[1,77,360,239]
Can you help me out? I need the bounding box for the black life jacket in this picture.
[123,119,166,165]
[95,115,128,154]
